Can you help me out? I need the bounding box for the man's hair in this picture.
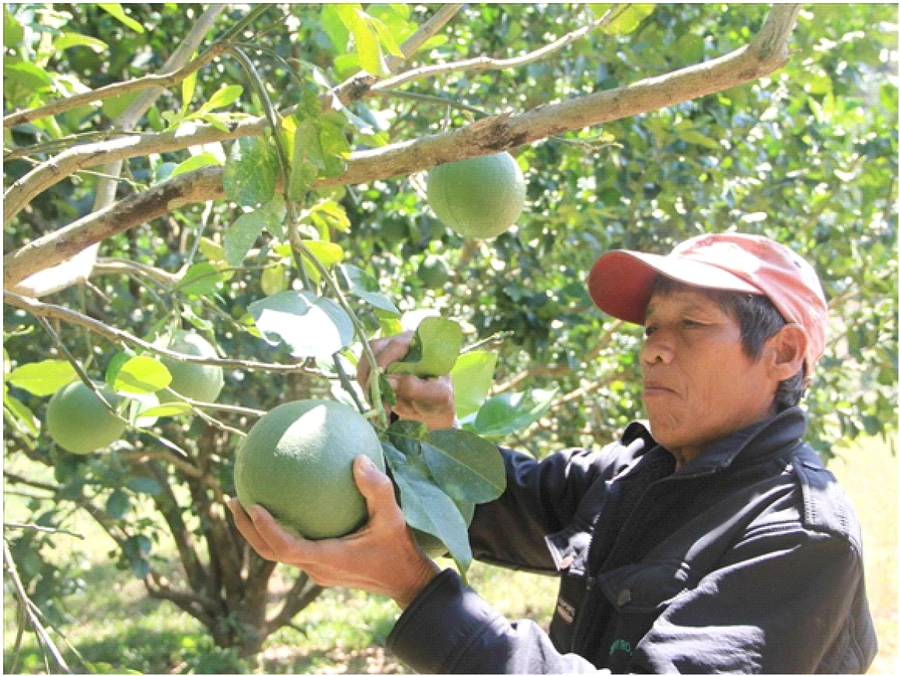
[650,276,806,410]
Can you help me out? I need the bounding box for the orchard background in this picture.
[3,3,897,673]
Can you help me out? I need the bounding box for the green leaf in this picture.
[307,198,351,234]
[4,391,40,436]
[382,441,473,574]
[199,84,243,113]
[261,263,289,296]
[334,4,387,75]
[602,4,655,34]
[224,136,279,207]
[177,262,228,296]
[98,3,145,33]
[102,90,141,121]
[339,265,400,315]
[3,8,24,50]
[224,211,267,267]
[106,490,131,519]
[248,290,355,359]
[320,4,351,52]
[170,152,222,178]
[198,237,225,262]
[318,114,351,176]
[136,401,193,418]
[679,129,721,151]
[387,317,463,377]
[451,350,498,420]
[300,240,344,284]
[53,32,108,54]
[421,429,506,504]
[126,476,162,495]
[112,356,172,395]
[6,360,76,396]
[369,13,405,58]
[289,117,323,201]
[469,388,559,440]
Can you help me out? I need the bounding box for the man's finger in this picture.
[228,498,277,559]
[246,503,320,563]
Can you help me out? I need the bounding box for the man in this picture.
[229,232,877,673]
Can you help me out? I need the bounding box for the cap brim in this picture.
[587,250,762,324]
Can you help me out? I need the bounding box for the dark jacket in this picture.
[387,407,877,673]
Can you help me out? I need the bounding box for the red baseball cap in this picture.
[587,232,828,372]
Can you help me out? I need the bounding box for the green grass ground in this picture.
[4,435,897,674]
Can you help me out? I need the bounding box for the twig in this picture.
[370,5,622,92]
[2,539,72,673]
[3,523,85,539]
[2,6,269,129]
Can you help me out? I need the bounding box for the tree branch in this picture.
[2,4,800,288]
[3,44,228,130]
[3,4,461,224]
[2,289,324,377]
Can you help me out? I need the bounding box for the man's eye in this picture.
[644,325,657,337]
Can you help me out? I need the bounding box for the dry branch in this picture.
[3,4,800,292]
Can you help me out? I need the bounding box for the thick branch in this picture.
[3,5,800,288]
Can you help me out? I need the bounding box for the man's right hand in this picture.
[356,331,457,431]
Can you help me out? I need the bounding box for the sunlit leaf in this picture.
[6,360,76,396]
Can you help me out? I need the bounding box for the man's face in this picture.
[640,287,777,466]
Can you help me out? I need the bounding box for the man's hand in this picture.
[357,331,457,431]
[228,455,440,609]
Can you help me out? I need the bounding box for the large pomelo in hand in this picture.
[159,330,224,404]
[47,381,126,455]
[426,152,526,240]
[233,399,386,540]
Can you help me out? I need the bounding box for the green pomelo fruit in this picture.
[418,255,451,289]
[233,399,386,540]
[46,381,126,455]
[426,152,526,240]
[380,216,410,244]
[159,330,224,404]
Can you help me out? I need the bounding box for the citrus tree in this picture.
[4,2,897,668]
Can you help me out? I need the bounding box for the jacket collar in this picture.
[629,407,808,477]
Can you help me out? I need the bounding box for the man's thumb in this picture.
[353,455,394,515]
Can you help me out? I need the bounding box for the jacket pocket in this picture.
[598,558,691,613]
[545,521,593,649]
[596,559,692,671]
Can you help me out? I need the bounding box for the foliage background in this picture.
[3,2,898,673]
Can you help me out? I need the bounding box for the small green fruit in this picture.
[233,399,386,540]
[418,255,451,289]
[426,152,526,240]
[47,381,126,455]
[159,330,224,404]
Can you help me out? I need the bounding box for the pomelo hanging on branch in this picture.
[158,330,225,404]
[46,381,126,455]
[426,151,526,240]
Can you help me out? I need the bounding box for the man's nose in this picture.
[641,331,675,366]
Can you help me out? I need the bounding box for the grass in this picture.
[4,435,897,674]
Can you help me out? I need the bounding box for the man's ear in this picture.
[766,324,808,381]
